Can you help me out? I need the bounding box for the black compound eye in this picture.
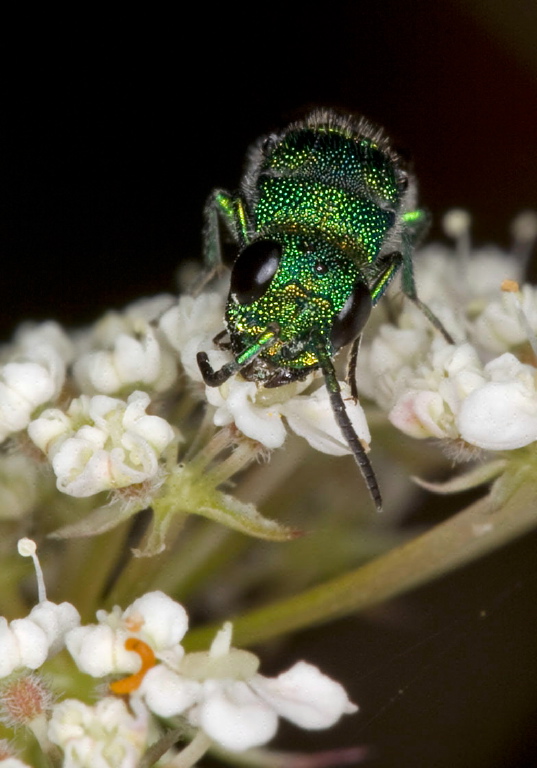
[230,240,283,304]
[330,281,372,351]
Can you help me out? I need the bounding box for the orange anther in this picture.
[501,279,520,293]
[109,638,157,695]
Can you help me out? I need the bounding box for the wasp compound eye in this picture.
[330,281,372,351]
[230,240,283,304]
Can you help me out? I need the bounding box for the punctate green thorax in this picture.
[251,127,401,260]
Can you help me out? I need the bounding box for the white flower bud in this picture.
[458,354,537,450]
[48,697,149,768]
[28,391,176,497]
[73,295,178,395]
[0,322,73,443]
[0,599,80,678]
[66,591,188,678]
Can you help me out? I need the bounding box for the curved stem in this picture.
[185,470,537,650]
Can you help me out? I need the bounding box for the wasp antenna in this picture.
[317,342,382,511]
[197,352,239,386]
[346,335,362,402]
[197,326,281,387]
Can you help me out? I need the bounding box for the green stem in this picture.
[185,471,537,649]
[204,439,259,486]
[103,512,187,608]
[190,426,235,472]
[164,731,213,768]
[59,522,129,619]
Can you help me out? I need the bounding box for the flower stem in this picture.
[164,730,213,768]
[185,469,537,649]
[59,522,129,619]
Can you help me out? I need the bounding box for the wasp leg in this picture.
[374,249,454,345]
[203,189,241,270]
[191,190,244,295]
[197,352,242,386]
[316,338,382,511]
[399,250,454,344]
[197,326,280,387]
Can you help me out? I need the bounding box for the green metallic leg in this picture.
[400,246,454,343]
[192,190,246,295]
[203,189,239,272]
[398,211,453,341]
[372,245,454,344]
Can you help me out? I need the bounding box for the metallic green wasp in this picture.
[197,109,451,510]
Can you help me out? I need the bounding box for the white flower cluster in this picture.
[28,391,176,498]
[357,213,537,454]
[1,541,357,767]
[0,322,73,443]
[3,215,532,505]
[0,281,372,507]
[0,297,181,501]
[65,592,357,756]
[73,295,178,395]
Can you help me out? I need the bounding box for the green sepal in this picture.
[48,499,142,540]
[151,463,300,546]
[49,459,299,552]
[412,459,507,494]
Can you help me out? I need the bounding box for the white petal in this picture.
[123,392,175,452]
[160,293,227,381]
[27,601,81,656]
[2,362,57,407]
[251,661,358,730]
[0,617,25,676]
[0,383,33,438]
[27,408,72,453]
[140,665,201,717]
[458,380,537,450]
[66,625,138,677]
[122,591,188,650]
[8,617,49,670]
[52,442,118,497]
[283,383,371,455]
[74,350,123,394]
[0,757,33,767]
[194,680,278,752]
[389,390,453,439]
[208,378,288,449]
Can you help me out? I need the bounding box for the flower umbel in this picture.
[1,211,537,768]
[358,212,537,460]
[65,593,357,763]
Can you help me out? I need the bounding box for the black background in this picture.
[2,2,537,766]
